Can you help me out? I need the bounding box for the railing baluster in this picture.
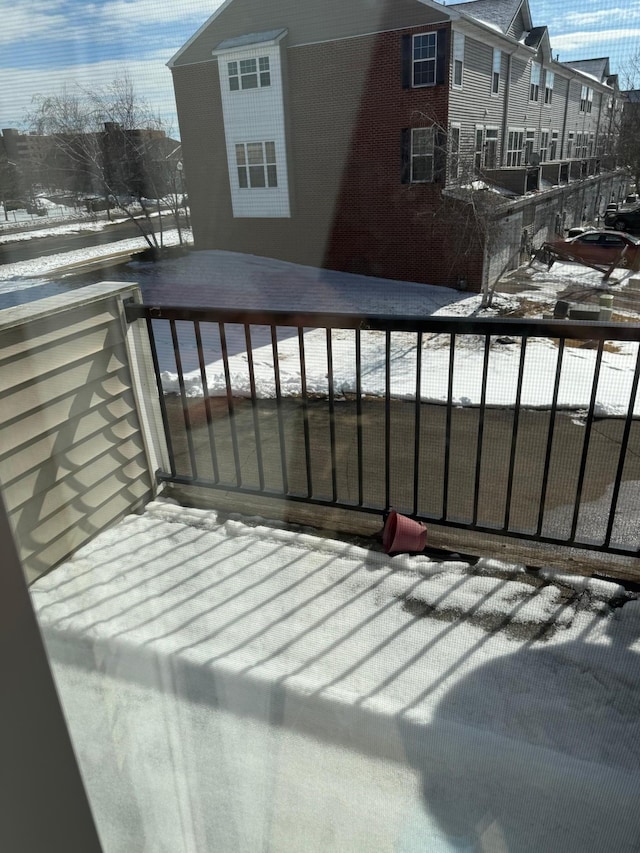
[570,339,605,543]
[218,321,242,487]
[472,334,491,526]
[170,319,198,479]
[537,338,565,536]
[442,333,455,521]
[132,304,640,559]
[245,324,264,491]
[385,330,391,511]
[503,336,528,531]
[605,342,640,548]
[297,327,312,498]
[271,325,289,494]
[413,332,423,517]
[356,329,363,507]
[326,329,338,503]
[145,317,176,478]
[194,321,219,483]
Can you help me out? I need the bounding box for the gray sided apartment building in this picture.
[169,0,627,291]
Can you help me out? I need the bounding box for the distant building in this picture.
[0,125,180,201]
[169,0,626,290]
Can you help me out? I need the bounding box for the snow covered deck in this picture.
[31,500,640,853]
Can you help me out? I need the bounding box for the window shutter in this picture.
[434,130,447,183]
[436,28,448,85]
[401,35,412,88]
[401,129,411,183]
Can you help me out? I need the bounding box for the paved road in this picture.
[0,210,184,265]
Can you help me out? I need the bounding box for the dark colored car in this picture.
[603,204,640,233]
[550,230,640,269]
[4,198,29,211]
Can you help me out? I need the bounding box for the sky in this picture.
[0,0,639,136]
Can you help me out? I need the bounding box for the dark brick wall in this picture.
[173,24,487,290]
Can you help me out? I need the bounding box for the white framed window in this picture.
[235,141,277,188]
[228,56,271,90]
[540,130,549,162]
[525,129,535,163]
[412,33,437,87]
[491,49,501,95]
[588,132,595,156]
[452,32,464,88]
[474,126,499,170]
[507,128,524,166]
[449,124,460,180]
[550,130,559,160]
[544,71,554,105]
[410,127,434,181]
[566,131,574,158]
[580,85,593,113]
[530,61,541,102]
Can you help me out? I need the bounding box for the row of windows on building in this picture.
[226,41,598,119]
[411,126,601,183]
[231,125,603,192]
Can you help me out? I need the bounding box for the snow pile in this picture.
[31,500,640,852]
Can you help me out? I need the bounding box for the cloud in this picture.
[551,28,640,53]
[99,0,223,28]
[0,1,67,46]
[561,9,640,28]
[1,53,180,133]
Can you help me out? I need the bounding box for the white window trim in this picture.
[506,127,524,167]
[544,70,554,105]
[227,55,271,91]
[412,32,437,88]
[452,31,464,89]
[530,61,541,102]
[491,49,501,96]
[539,129,550,162]
[235,141,278,189]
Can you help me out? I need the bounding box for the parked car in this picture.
[84,196,116,212]
[26,201,47,216]
[550,230,640,269]
[4,198,29,211]
[603,204,640,233]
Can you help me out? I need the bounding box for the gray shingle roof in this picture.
[448,0,522,33]
[563,57,610,83]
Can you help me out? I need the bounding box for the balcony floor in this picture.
[31,500,640,853]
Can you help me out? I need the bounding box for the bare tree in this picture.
[616,51,640,189]
[27,75,187,253]
[408,108,505,304]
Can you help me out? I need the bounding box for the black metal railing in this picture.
[125,302,640,557]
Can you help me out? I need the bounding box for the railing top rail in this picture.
[124,301,640,342]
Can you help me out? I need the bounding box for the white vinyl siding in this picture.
[217,40,291,218]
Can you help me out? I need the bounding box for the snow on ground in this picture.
[121,250,639,416]
[0,228,190,281]
[1,237,638,414]
[31,499,640,853]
